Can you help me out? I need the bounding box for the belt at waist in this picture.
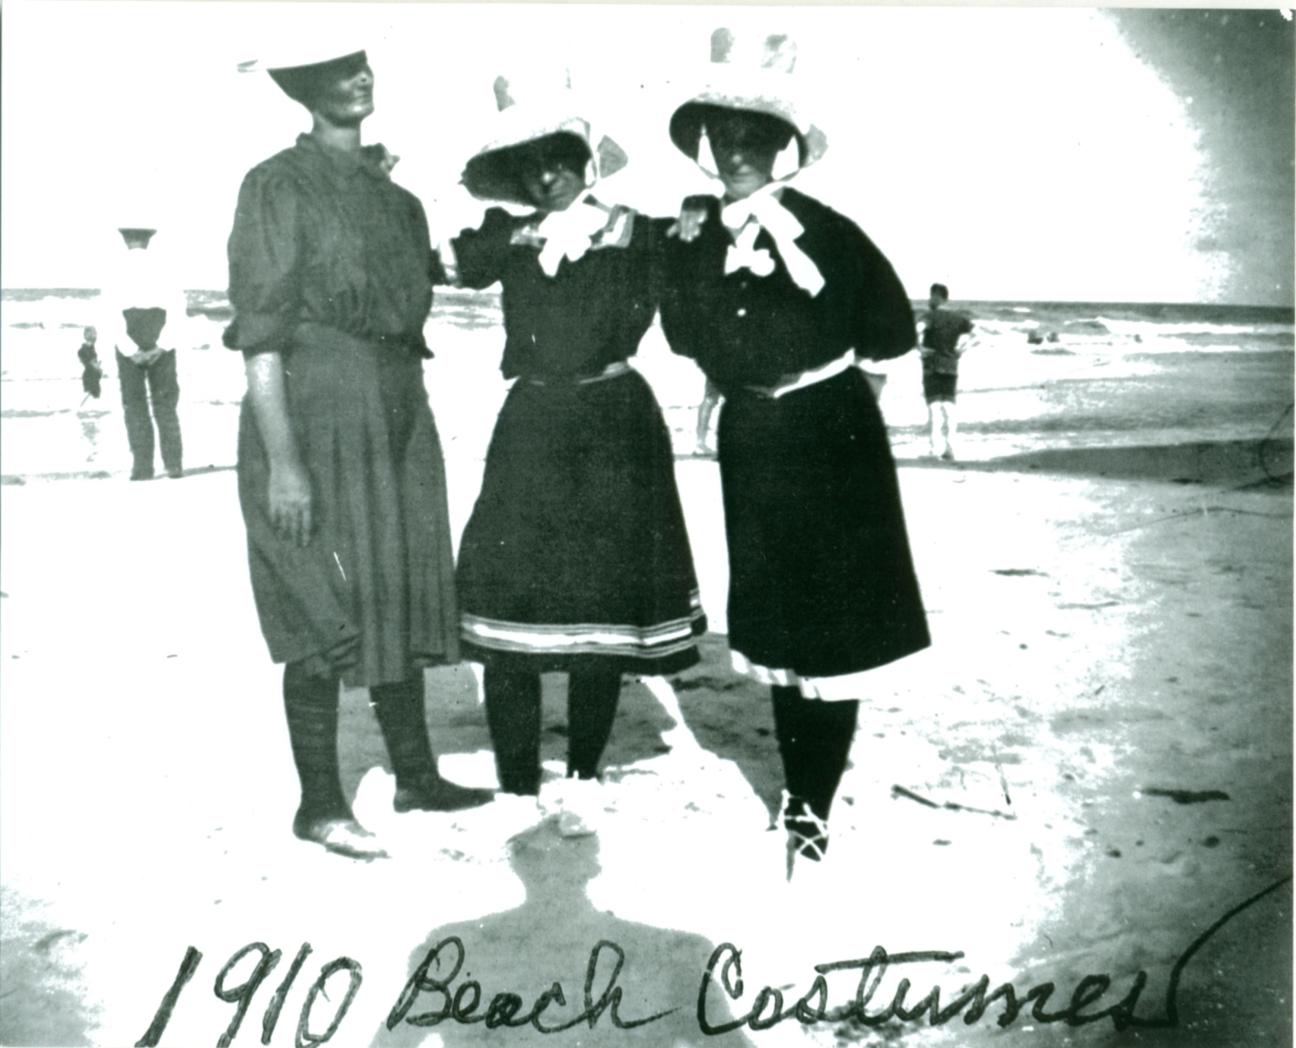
[522,361,633,387]
[741,350,856,399]
[292,321,430,359]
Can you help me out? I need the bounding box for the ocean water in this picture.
[1,288,1291,481]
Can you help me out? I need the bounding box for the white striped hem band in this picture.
[730,650,870,701]
[462,596,705,660]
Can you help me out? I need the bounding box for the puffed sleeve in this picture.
[223,165,304,356]
[450,207,518,290]
[852,226,916,362]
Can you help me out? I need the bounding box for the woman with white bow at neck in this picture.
[659,30,931,880]
[444,72,707,839]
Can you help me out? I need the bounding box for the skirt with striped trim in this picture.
[456,367,706,675]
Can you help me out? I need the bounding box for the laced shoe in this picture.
[780,791,831,882]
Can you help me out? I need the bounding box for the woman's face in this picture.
[518,135,589,212]
[310,54,375,128]
[706,110,795,200]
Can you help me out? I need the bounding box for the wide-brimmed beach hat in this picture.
[669,28,827,171]
[236,35,368,103]
[236,33,368,75]
[461,70,628,206]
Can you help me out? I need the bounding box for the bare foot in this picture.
[292,812,388,860]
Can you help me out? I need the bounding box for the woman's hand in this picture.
[667,197,712,242]
[244,351,312,546]
[268,459,313,547]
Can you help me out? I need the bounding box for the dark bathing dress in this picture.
[226,135,459,687]
[451,207,706,674]
[660,188,930,694]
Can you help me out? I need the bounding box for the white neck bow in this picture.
[720,184,825,297]
[534,192,613,277]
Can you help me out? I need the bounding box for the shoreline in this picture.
[5,435,1292,490]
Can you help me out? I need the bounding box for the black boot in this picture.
[283,664,386,860]
[371,677,494,812]
[566,663,622,780]
[483,665,543,795]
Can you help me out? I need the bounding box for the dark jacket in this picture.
[659,188,914,394]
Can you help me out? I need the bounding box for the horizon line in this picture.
[1,286,1293,313]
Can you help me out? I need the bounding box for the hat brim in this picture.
[461,108,628,205]
[669,71,827,169]
[239,47,367,75]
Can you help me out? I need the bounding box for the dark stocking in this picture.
[282,662,348,820]
[373,674,494,812]
[371,676,436,790]
[483,666,542,795]
[771,685,859,857]
[566,663,622,780]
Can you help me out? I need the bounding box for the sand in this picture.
[0,421,1290,1048]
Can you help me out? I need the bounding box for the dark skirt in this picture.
[457,368,706,675]
[717,366,929,681]
[237,325,459,687]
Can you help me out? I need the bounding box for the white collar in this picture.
[533,192,614,277]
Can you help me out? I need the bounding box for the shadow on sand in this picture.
[916,437,1294,488]
[379,821,757,1047]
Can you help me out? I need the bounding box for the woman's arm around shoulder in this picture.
[447,207,520,290]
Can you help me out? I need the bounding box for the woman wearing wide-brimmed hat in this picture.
[659,30,931,877]
[225,41,492,859]
[446,71,706,836]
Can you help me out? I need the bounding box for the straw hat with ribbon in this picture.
[461,70,628,208]
[669,28,828,176]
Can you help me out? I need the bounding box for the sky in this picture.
[1,1,1292,305]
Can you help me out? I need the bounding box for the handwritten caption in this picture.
[135,875,1288,1046]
